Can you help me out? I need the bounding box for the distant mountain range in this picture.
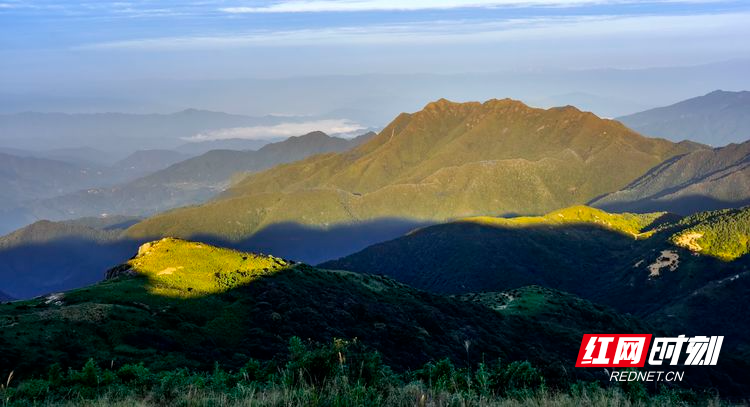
[174,138,283,156]
[111,150,193,177]
[0,146,124,167]
[618,90,750,146]
[0,153,109,208]
[0,148,197,211]
[0,149,197,235]
[15,131,374,227]
[124,98,699,262]
[592,140,750,214]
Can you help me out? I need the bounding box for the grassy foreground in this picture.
[0,386,727,407]
[0,338,722,407]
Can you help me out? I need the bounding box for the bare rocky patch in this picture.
[648,250,679,277]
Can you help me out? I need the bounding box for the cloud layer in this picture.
[185,119,366,142]
[76,11,750,51]
[219,0,722,13]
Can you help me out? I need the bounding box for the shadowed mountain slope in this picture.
[648,268,750,360]
[0,218,140,299]
[126,99,698,257]
[321,205,750,317]
[617,90,750,146]
[592,140,750,215]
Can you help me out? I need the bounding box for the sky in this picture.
[1,0,749,141]
[2,0,750,84]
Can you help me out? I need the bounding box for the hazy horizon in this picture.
[2,0,750,151]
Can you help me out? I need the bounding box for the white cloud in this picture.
[184,119,366,141]
[220,0,723,13]
[76,11,750,50]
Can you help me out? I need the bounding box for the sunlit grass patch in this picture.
[464,205,666,239]
[117,238,292,298]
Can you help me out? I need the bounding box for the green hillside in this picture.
[0,238,648,386]
[465,205,667,238]
[125,99,697,249]
[670,206,750,261]
[321,205,750,315]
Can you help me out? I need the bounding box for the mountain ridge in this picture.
[125,98,699,263]
[592,140,750,214]
[15,131,374,226]
[617,90,750,146]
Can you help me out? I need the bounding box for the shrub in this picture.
[492,360,545,396]
[13,378,49,401]
[116,363,152,388]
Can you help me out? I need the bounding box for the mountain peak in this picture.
[421,98,535,114]
[174,108,214,115]
[417,98,595,122]
[421,98,469,113]
[293,130,330,140]
[705,89,748,96]
[424,97,455,107]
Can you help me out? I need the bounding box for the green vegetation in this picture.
[459,286,612,316]
[670,207,750,260]
[125,99,696,245]
[118,238,290,297]
[322,204,750,318]
[1,239,663,393]
[465,205,666,238]
[0,338,716,407]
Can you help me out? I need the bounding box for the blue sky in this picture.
[1,0,749,122]
[2,0,750,82]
